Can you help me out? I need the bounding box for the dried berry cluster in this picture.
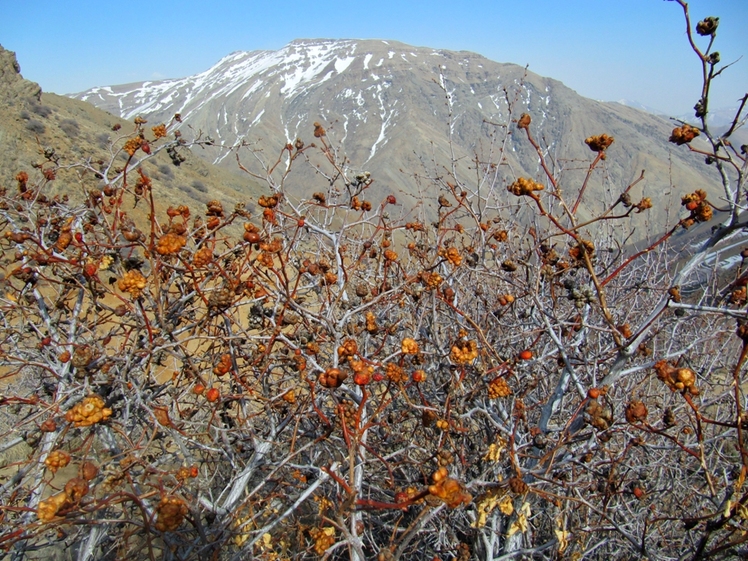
[670,124,700,145]
[487,377,512,399]
[37,478,90,522]
[154,495,189,532]
[568,239,595,265]
[213,353,232,376]
[118,269,147,298]
[309,527,335,555]
[585,398,613,431]
[349,360,373,385]
[585,134,615,153]
[151,123,168,138]
[450,338,478,364]
[420,271,443,290]
[696,16,719,36]
[192,246,213,267]
[401,337,419,355]
[44,450,71,473]
[338,338,358,359]
[65,395,112,427]
[385,362,407,383]
[365,312,379,334]
[428,467,472,508]
[441,246,462,267]
[680,189,712,226]
[208,286,233,310]
[565,281,595,309]
[122,137,143,156]
[507,177,544,197]
[318,368,347,388]
[654,360,699,395]
[625,400,648,424]
[156,232,187,255]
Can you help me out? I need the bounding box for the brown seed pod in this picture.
[318,368,347,388]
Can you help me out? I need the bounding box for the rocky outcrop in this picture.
[0,44,42,101]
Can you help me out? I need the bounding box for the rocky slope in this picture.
[0,44,263,219]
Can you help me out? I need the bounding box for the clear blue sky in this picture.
[1,0,745,115]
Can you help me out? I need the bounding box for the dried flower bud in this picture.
[695,16,719,36]
[625,400,648,424]
[508,177,544,197]
[669,124,700,145]
[585,134,614,152]
[318,368,347,388]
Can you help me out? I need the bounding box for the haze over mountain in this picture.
[71,38,722,238]
[616,98,748,145]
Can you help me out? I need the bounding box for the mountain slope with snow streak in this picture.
[74,39,718,232]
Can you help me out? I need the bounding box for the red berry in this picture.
[519,350,533,361]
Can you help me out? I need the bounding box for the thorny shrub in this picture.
[1,2,747,560]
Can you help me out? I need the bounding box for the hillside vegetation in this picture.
[1,3,747,560]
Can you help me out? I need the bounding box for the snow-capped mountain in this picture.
[73,39,717,228]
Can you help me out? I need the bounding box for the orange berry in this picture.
[193,384,205,395]
[587,388,601,399]
[206,388,220,402]
[353,370,372,386]
[243,231,261,244]
[519,350,533,361]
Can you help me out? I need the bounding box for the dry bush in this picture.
[1,2,747,560]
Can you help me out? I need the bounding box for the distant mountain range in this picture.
[616,98,747,132]
[70,39,722,239]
